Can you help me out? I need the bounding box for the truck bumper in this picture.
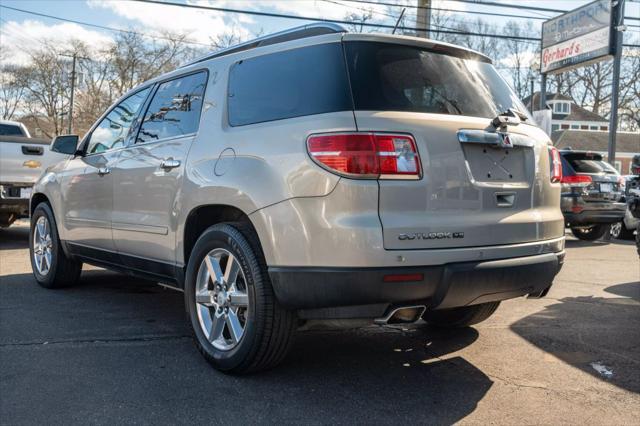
[0,183,31,217]
[269,251,564,314]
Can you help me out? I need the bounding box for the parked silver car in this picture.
[29,24,565,373]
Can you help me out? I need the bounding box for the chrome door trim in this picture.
[111,222,169,235]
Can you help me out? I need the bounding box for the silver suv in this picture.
[30,24,565,373]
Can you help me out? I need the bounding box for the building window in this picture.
[561,124,569,129]
[600,126,608,131]
[553,102,570,114]
[590,125,598,130]
[552,124,560,131]
[580,125,588,130]
[614,161,622,173]
[571,124,579,129]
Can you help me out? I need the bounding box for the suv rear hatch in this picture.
[343,37,562,250]
[561,151,622,202]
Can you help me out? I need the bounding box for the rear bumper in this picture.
[562,197,626,225]
[563,207,626,225]
[269,251,564,313]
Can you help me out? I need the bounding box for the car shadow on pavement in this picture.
[246,325,492,423]
[1,267,493,423]
[510,281,640,394]
[564,238,636,248]
[0,223,30,250]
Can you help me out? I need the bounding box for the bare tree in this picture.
[0,64,27,120]
[344,10,374,33]
[20,43,71,137]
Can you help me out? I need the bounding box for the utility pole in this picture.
[416,0,431,38]
[60,52,85,135]
[607,0,626,167]
[529,75,535,113]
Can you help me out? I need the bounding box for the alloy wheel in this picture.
[610,222,622,239]
[195,248,250,351]
[33,216,53,275]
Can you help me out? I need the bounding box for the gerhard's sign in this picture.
[541,0,614,74]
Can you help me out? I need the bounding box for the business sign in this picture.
[541,0,614,74]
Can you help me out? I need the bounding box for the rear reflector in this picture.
[561,174,592,185]
[548,146,562,183]
[307,133,420,179]
[383,273,424,283]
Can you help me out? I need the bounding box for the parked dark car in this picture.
[560,150,626,240]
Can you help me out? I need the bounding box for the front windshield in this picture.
[345,41,533,121]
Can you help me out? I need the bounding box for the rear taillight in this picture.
[561,174,592,186]
[548,146,562,183]
[307,133,420,179]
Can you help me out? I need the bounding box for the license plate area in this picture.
[599,183,613,193]
[1,186,32,199]
[461,144,529,184]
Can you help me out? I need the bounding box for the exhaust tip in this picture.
[375,305,426,325]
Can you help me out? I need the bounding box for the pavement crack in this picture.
[0,334,193,348]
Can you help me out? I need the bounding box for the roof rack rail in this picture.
[181,23,346,68]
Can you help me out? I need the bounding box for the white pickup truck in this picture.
[0,120,69,227]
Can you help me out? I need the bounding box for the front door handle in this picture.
[160,158,181,170]
[97,167,110,176]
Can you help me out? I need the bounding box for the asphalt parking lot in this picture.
[1,220,638,425]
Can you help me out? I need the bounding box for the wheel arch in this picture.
[182,204,261,270]
[30,192,51,216]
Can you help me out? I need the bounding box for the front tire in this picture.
[29,203,82,288]
[571,224,608,241]
[185,222,296,374]
[422,302,500,328]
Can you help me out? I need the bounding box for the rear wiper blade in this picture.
[491,108,527,128]
[508,108,529,121]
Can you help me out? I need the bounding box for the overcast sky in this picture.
[1,0,639,64]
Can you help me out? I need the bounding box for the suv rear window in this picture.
[344,41,532,120]
[562,153,618,174]
[0,124,25,136]
[227,43,352,126]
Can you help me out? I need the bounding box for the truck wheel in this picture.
[571,224,608,241]
[0,213,17,228]
[185,222,296,374]
[422,302,500,328]
[29,203,82,288]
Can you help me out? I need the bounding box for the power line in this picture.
[2,2,638,49]
[340,0,554,21]
[132,0,541,43]
[0,4,212,47]
[342,0,640,22]
[321,0,499,35]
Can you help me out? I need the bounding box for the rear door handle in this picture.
[97,167,110,176]
[160,158,181,170]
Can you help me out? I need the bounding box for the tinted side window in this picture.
[228,43,352,126]
[86,88,150,155]
[137,72,207,144]
[0,124,25,136]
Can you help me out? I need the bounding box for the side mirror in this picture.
[51,135,79,155]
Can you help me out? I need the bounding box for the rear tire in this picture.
[185,222,296,374]
[29,203,82,288]
[611,222,635,240]
[422,302,500,328]
[571,224,608,241]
